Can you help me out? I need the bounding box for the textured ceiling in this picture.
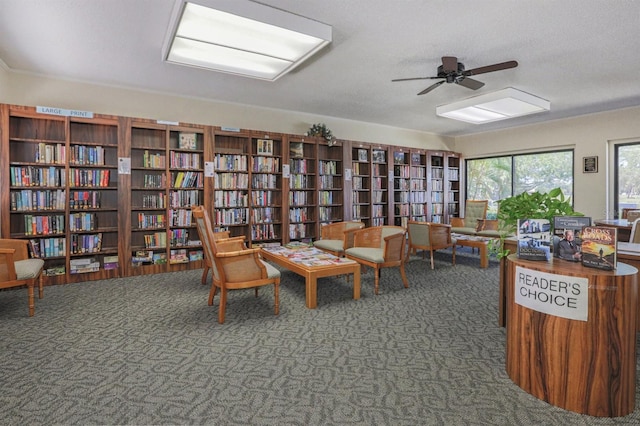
[1,0,639,137]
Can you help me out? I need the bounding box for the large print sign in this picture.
[514,266,589,321]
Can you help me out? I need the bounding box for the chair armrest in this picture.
[482,220,499,231]
[343,228,361,249]
[450,217,465,227]
[215,248,261,258]
[0,248,18,280]
[215,238,247,253]
[0,239,29,261]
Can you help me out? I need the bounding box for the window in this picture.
[614,142,640,218]
[466,150,574,218]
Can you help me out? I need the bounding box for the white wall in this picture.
[453,107,640,220]
[5,70,639,221]
[0,71,454,151]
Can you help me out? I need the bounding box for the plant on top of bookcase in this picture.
[306,123,333,141]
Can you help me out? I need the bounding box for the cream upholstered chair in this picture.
[629,218,640,244]
[192,206,280,324]
[345,225,408,295]
[198,229,247,285]
[450,200,488,235]
[313,221,365,257]
[407,221,456,269]
[0,239,45,317]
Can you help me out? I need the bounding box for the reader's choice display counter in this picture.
[505,255,638,417]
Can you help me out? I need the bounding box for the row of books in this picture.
[68,169,111,187]
[69,212,97,232]
[169,189,200,208]
[10,166,66,187]
[169,151,201,169]
[214,154,248,171]
[142,150,166,168]
[517,216,618,270]
[70,233,102,254]
[24,214,65,235]
[289,175,311,189]
[69,145,106,166]
[34,142,66,164]
[171,171,203,188]
[70,190,102,209]
[11,189,66,211]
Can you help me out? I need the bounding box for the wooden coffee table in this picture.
[452,234,491,268]
[260,246,361,309]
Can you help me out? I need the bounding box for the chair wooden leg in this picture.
[399,264,409,288]
[27,281,35,317]
[374,268,380,295]
[201,266,209,285]
[452,246,456,266]
[208,282,218,306]
[429,250,435,269]
[254,288,259,297]
[274,279,280,315]
[38,275,44,299]
[218,288,227,324]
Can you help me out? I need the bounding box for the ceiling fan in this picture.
[392,56,518,95]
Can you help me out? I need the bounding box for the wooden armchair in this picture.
[630,218,640,244]
[313,221,365,257]
[450,200,489,235]
[344,226,408,295]
[407,221,456,269]
[0,239,45,316]
[192,206,280,324]
[197,228,247,285]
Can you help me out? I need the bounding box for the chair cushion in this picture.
[345,247,385,263]
[451,227,477,235]
[15,259,44,280]
[313,239,344,253]
[260,260,281,279]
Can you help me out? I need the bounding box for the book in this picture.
[188,250,203,261]
[581,226,617,270]
[289,142,303,159]
[553,216,591,261]
[178,132,197,150]
[152,252,167,264]
[517,218,552,261]
[256,139,273,156]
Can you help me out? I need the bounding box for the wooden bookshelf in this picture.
[287,136,317,242]
[428,151,445,223]
[0,102,463,288]
[213,130,251,240]
[351,144,371,226]
[393,148,410,228]
[317,139,344,227]
[250,133,283,245]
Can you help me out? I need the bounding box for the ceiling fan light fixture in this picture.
[162,0,332,81]
[436,88,550,124]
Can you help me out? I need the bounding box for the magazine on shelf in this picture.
[517,218,552,261]
[289,142,303,159]
[178,132,197,150]
[581,226,617,270]
[552,215,591,261]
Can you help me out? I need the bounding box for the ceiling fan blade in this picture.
[457,77,484,90]
[442,56,458,73]
[464,60,518,76]
[392,76,439,82]
[418,80,446,95]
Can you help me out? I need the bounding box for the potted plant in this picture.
[490,187,583,258]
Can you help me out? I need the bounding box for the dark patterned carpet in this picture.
[1,248,639,425]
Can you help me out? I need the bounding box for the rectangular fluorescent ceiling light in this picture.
[436,87,550,124]
[162,0,332,81]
